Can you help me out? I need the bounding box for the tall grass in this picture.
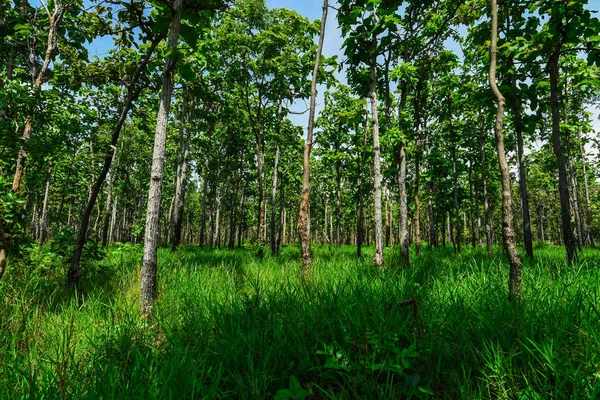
[1,243,599,399]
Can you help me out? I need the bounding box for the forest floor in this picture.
[1,243,600,399]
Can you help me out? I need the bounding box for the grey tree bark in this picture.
[140,0,183,317]
[102,148,118,248]
[479,117,493,256]
[566,137,584,252]
[578,131,595,247]
[357,106,368,258]
[172,90,192,252]
[510,88,534,258]
[395,81,410,267]
[370,48,384,267]
[270,144,280,255]
[39,166,52,246]
[490,0,522,299]
[298,0,327,274]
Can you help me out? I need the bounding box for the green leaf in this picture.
[419,386,435,395]
[274,389,295,400]
[180,24,199,49]
[289,375,302,392]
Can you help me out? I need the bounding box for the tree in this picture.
[140,0,184,317]
[299,0,328,274]
[490,0,522,299]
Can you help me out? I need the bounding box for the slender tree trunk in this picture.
[216,193,221,249]
[548,50,576,263]
[357,108,368,258]
[450,120,461,254]
[109,193,118,243]
[209,187,216,246]
[539,205,546,242]
[172,91,192,252]
[442,212,447,248]
[510,88,534,258]
[276,176,284,253]
[468,164,476,248]
[298,0,327,274]
[0,221,7,279]
[413,86,423,257]
[370,55,385,267]
[282,205,287,246]
[270,145,280,255]
[199,163,210,246]
[578,131,595,247]
[567,138,584,252]
[68,35,163,285]
[102,148,118,247]
[396,82,410,266]
[335,163,342,247]
[480,118,493,256]
[140,0,183,317]
[38,166,52,246]
[491,0,522,299]
[256,146,265,258]
[238,193,246,248]
[229,169,239,250]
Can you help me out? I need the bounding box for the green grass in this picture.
[1,243,600,399]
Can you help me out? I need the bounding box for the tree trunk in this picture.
[480,117,493,256]
[335,163,342,247]
[567,138,584,252]
[68,34,163,286]
[109,193,118,243]
[298,0,327,274]
[510,86,534,258]
[490,0,522,299]
[39,166,52,246]
[370,53,385,267]
[578,131,595,247]
[451,120,461,254]
[238,193,246,248]
[0,221,7,279]
[396,82,409,267]
[468,163,476,248]
[171,91,192,252]
[357,108,368,258]
[270,144,280,255]
[256,145,265,258]
[229,169,239,250]
[199,160,210,246]
[216,193,221,249]
[276,175,284,253]
[548,49,576,263]
[140,0,183,317]
[102,148,118,247]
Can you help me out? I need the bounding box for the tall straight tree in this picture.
[298,0,327,274]
[369,25,384,267]
[490,0,522,299]
[140,0,183,317]
[171,89,192,251]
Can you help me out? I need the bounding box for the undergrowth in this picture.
[1,243,599,399]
